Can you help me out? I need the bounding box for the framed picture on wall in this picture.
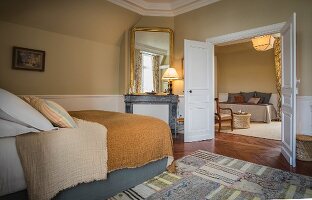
[12,47,45,71]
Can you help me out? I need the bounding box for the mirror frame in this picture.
[130,27,174,91]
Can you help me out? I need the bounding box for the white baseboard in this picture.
[36,95,125,113]
[184,133,213,142]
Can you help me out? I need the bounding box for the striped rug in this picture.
[109,150,312,199]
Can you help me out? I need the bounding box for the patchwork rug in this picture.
[109,150,312,199]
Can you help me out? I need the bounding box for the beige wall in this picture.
[1,0,311,96]
[0,0,141,95]
[216,42,277,94]
[174,0,312,96]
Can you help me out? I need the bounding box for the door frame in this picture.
[205,21,296,161]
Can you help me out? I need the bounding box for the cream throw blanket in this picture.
[16,119,108,200]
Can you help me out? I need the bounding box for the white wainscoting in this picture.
[36,94,311,136]
[37,95,186,117]
[37,95,125,113]
[297,96,312,136]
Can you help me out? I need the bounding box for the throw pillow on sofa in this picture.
[248,97,261,104]
[234,95,245,103]
[240,91,256,103]
[227,93,241,103]
[255,92,272,104]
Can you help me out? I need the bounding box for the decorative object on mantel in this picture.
[162,67,179,95]
[251,35,275,51]
[145,91,156,95]
[12,46,45,71]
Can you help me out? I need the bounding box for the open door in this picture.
[184,40,214,142]
[281,13,297,166]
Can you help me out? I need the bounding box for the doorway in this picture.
[184,14,297,166]
[214,37,281,141]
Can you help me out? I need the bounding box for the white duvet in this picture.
[0,137,26,196]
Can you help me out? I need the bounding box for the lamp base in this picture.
[167,80,173,95]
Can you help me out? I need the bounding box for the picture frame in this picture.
[12,47,45,71]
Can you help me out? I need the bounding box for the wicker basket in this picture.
[233,113,251,129]
[296,134,312,161]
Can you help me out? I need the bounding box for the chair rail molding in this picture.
[22,94,311,136]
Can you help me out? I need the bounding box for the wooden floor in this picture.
[173,132,312,177]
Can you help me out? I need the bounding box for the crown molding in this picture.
[107,0,221,17]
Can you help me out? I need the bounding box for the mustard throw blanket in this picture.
[16,119,108,200]
[69,110,174,172]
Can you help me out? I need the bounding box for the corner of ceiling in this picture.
[107,0,221,17]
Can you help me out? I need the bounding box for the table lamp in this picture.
[162,67,179,95]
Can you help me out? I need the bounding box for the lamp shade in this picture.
[162,68,179,80]
[251,35,275,51]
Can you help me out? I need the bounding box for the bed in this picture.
[0,110,174,200]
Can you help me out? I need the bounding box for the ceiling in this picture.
[107,0,221,16]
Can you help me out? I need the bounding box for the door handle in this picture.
[189,90,192,93]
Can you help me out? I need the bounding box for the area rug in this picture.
[110,150,312,199]
[217,121,281,140]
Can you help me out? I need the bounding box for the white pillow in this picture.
[0,119,39,138]
[0,88,54,131]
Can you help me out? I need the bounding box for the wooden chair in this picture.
[215,98,234,132]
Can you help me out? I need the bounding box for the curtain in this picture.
[274,37,282,121]
[152,55,160,93]
[134,49,143,93]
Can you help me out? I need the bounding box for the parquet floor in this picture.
[173,132,312,177]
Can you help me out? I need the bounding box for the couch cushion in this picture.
[227,93,240,103]
[248,97,261,104]
[240,91,256,102]
[234,95,245,103]
[255,92,272,104]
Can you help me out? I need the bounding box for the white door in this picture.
[184,40,214,142]
[281,13,297,166]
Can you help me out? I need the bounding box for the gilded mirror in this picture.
[130,27,173,94]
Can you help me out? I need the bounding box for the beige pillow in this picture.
[22,96,77,128]
[247,97,261,104]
